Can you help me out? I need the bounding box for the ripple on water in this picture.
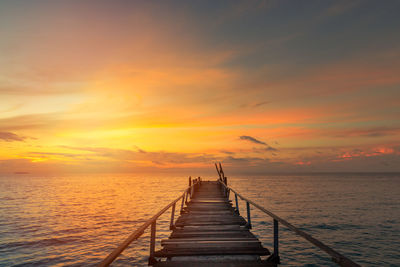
[0,173,399,266]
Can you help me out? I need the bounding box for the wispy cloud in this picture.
[239,135,278,151]
[0,132,26,142]
[239,135,267,145]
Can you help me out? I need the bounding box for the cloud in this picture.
[0,113,59,131]
[263,146,277,152]
[220,150,235,155]
[239,135,278,151]
[333,127,400,138]
[0,131,26,142]
[239,135,267,145]
[240,101,270,108]
[318,1,361,20]
[60,145,217,166]
[28,152,82,158]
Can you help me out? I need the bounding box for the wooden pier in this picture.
[152,180,273,266]
[98,163,361,267]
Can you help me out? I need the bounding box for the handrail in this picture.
[218,180,360,267]
[98,178,201,267]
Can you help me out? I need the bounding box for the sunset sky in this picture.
[1,0,399,174]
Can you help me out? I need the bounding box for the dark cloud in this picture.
[239,135,267,145]
[0,131,26,142]
[263,146,277,152]
[224,156,266,163]
[240,135,278,152]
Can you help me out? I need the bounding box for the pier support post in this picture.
[148,221,157,265]
[267,218,281,264]
[235,193,240,214]
[188,176,192,199]
[246,201,252,229]
[170,203,176,230]
[180,193,185,214]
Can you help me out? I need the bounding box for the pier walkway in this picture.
[153,180,273,266]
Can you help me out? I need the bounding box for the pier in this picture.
[98,163,360,267]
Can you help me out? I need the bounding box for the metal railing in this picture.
[98,177,201,267]
[215,162,361,267]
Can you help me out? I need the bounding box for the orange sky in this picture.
[1,1,399,174]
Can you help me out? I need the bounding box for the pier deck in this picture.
[153,181,275,266]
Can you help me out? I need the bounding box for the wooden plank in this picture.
[190,200,231,203]
[170,231,255,238]
[184,206,235,211]
[175,222,246,227]
[183,210,234,215]
[175,220,246,225]
[162,237,258,244]
[154,247,270,257]
[187,203,232,207]
[177,215,245,220]
[176,219,246,225]
[161,240,262,249]
[179,225,246,231]
[177,214,243,219]
[154,260,277,267]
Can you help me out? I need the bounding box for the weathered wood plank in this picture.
[154,260,277,267]
[154,247,270,257]
[179,225,245,231]
[170,231,255,238]
[162,237,259,244]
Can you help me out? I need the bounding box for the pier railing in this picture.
[215,162,360,267]
[98,177,201,267]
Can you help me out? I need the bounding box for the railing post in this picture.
[274,219,280,259]
[267,218,281,264]
[215,163,222,180]
[148,221,157,265]
[185,188,189,204]
[246,201,252,229]
[235,193,240,214]
[170,203,176,230]
[188,176,192,199]
[180,193,185,214]
[219,162,224,178]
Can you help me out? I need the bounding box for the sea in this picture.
[0,173,399,266]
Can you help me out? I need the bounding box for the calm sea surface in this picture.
[0,173,399,266]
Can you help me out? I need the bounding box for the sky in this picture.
[0,0,399,174]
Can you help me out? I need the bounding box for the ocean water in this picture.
[0,173,399,266]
